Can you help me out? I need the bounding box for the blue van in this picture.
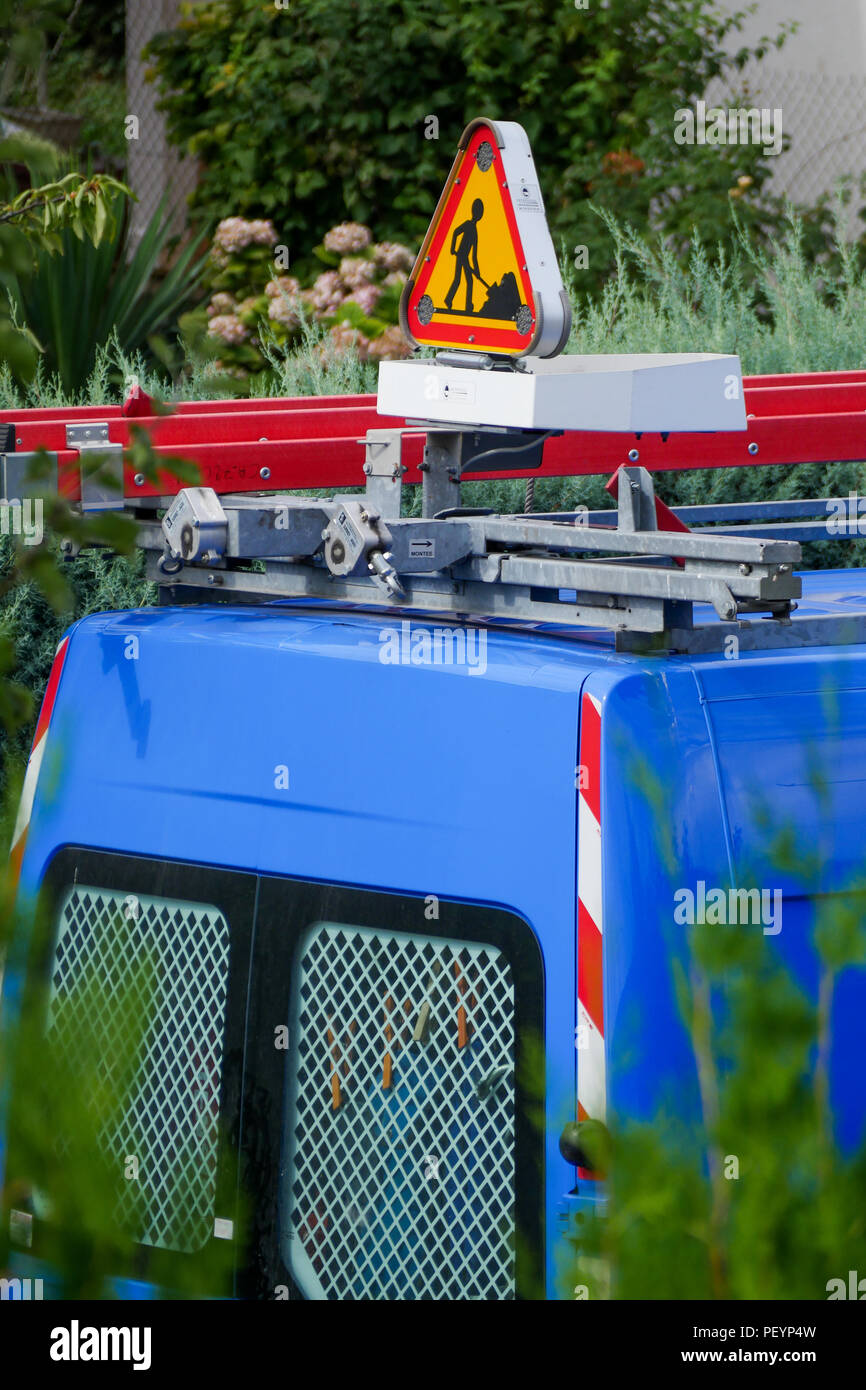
[2,531,865,1298]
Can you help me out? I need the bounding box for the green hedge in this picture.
[146,0,804,290]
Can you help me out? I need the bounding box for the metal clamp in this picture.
[163,487,228,565]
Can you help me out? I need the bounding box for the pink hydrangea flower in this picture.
[308,270,345,312]
[344,283,382,316]
[207,314,249,345]
[323,222,372,254]
[372,242,414,272]
[213,216,277,255]
[247,219,278,245]
[339,256,373,290]
[206,292,236,318]
[268,296,300,330]
[265,275,301,299]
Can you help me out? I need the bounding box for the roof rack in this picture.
[3,365,866,656]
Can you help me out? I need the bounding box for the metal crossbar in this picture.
[137,458,807,653]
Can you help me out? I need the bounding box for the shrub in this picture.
[8,193,206,394]
[146,0,803,290]
[189,216,414,379]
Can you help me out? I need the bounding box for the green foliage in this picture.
[254,320,380,398]
[1,0,127,164]
[2,169,128,247]
[0,0,67,95]
[0,218,39,381]
[146,0,802,288]
[7,194,206,393]
[0,141,129,382]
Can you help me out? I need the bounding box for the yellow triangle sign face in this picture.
[400,118,570,358]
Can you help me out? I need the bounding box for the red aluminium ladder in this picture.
[3,368,866,502]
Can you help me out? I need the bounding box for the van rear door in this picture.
[700,657,866,1150]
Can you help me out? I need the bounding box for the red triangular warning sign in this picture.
[400,118,570,358]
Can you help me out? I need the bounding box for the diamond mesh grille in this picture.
[285,923,516,1300]
[48,885,230,1253]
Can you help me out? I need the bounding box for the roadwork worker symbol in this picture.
[438,196,524,324]
[445,199,486,313]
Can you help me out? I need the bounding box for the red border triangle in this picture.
[404,123,537,354]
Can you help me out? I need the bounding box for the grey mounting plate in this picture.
[66,422,124,513]
[0,420,124,514]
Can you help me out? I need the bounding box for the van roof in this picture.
[74,564,866,680]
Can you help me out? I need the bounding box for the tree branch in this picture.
[0,193,67,225]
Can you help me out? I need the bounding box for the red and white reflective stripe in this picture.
[9,635,70,886]
[577,689,605,1131]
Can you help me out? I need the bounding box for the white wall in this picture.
[721,0,866,75]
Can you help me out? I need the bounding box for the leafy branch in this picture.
[1,171,131,249]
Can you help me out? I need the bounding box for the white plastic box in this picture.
[377,353,747,433]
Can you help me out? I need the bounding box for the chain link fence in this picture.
[125,0,198,250]
[707,62,866,231]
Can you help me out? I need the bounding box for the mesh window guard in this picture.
[47,885,231,1253]
[284,922,516,1300]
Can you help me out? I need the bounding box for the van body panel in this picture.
[5,569,866,1296]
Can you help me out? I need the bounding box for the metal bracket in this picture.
[67,422,124,513]
[419,427,552,518]
[322,499,403,596]
[163,487,228,565]
[617,466,659,533]
[362,429,407,517]
[433,351,528,373]
[1,451,58,501]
